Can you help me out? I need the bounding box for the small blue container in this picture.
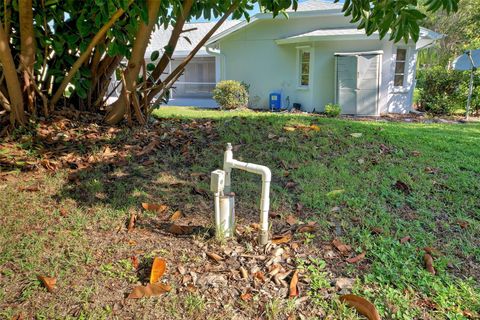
[269,93,281,111]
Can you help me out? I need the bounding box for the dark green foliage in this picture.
[336,0,458,43]
[416,67,479,115]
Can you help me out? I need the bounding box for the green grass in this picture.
[1,107,479,319]
[153,107,480,319]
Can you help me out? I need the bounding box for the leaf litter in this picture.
[2,113,467,318]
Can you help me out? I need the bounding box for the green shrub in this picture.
[212,80,249,110]
[416,66,479,115]
[324,103,342,117]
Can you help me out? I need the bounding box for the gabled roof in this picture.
[206,0,344,45]
[147,20,241,57]
[276,28,373,44]
[275,27,442,44]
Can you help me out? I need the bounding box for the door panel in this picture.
[336,54,379,115]
[336,56,357,114]
[356,55,378,115]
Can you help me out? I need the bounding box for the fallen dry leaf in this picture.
[423,247,440,256]
[411,150,421,157]
[350,132,363,138]
[10,313,24,320]
[18,185,39,192]
[340,294,381,320]
[186,284,197,293]
[206,252,224,263]
[170,210,183,221]
[268,264,282,276]
[191,187,209,198]
[289,270,299,298]
[240,292,253,301]
[269,211,281,218]
[346,252,366,264]
[332,238,351,254]
[310,124,320,131]
[131,256,140,270]
[141,203,168,214]
[400,236,411,244]
[370,227,383,235]
[137,139,159,157]
[272,234,292,244]
[296,222,317,233]
[286,215,297,226]
[295,202,304,213]
[285,181,297,189]
[127,283,171,299]
[394,180,411,195]
[166,224,198,235]
[127,212,136,232]
[283,126,296,132]
[239,266,248,279]
[37,275,56,293]
[457,220,469,229]
[424,254,436,275]
[254,271,266,282]
[150,257,167,284]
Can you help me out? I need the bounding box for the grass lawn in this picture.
[1,107,479,319]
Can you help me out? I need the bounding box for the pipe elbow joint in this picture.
[261,166,271,182]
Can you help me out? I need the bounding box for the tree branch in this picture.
[147,1,240,103]
[0,19,25,125]
[150,0,194,81]
[50,3,131,108]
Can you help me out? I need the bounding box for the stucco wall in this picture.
[217,15,417,114]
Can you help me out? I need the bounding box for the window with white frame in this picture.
[394,48,407,87]
[298,48,311,87]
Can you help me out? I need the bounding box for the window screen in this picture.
[394,48,407,87]
[299,49,310,87]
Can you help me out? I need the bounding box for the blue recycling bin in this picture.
[269,92,281,111]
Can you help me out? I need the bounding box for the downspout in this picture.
[206,43,226,81]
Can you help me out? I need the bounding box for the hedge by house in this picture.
[212,80,249,110]
[416,66,479,116]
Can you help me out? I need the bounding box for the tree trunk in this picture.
[50,5,128,109]
[19,0,36,115]
[105,0,161,125]
[0,21,25,125]
[87,36,106,110]
[92,55,122,108]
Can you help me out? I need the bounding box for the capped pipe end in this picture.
[258,230,269,246]
[226,143,232,151]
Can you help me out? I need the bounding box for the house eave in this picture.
[206,9,344,45]
[276,34,380,44]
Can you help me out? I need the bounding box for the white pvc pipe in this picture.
[214,192,221,232]
[223,143,272,245]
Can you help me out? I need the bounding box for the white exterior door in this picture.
[336,53,380,116]
[336,55,357,114]
[356,54,379,115]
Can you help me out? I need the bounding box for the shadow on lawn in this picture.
[51,111,480,212]
[50,118,224,214]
